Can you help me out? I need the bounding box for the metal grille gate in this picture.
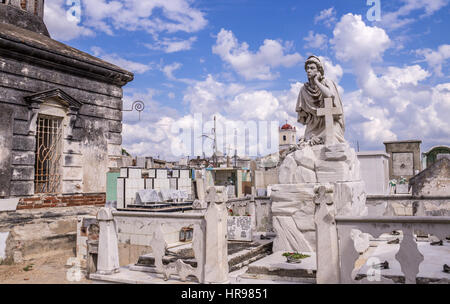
[34,116,63,194]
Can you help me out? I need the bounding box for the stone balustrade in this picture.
[334,216,450,284]
[95,186,229,284]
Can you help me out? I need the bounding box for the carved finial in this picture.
[206,186,227,204]
[314,185,334,206]
[206,187,216,203]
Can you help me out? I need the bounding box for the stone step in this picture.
[242,251,317,283]
[118,202,194,213]
[228,240,273,272]
[131,238,273,273]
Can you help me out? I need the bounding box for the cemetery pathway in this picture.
[0,251,92,284]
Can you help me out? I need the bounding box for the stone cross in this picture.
[313,185,340,284]
[204,186,229,283]
[317,97,342,146]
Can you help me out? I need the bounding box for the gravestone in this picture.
[271,56,368,253]
[0,105,13,198]
[384,140,422,180]
[227,216,252,242]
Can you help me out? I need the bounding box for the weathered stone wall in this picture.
[226,196,273,233]
[16,193,106,210]
[366,195,450,216]
[0,55,124,198]
[0,4,49,36]
[0,205,101,263]
[255,168,279,191]
[0,103,13,198]
[410,158,449,196]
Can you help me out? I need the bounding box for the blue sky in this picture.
[44,0,450,160]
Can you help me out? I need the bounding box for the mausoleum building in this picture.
[384,140,422,181]
[0,1,134,210]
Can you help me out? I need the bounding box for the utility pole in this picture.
[213,116,217,167]
[234,128,238,168]
[201,115,218,167]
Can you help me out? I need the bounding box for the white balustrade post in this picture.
[249,195,257,233]
[96,207,120,275]
[204,187,229,283]
[314,185,340,284]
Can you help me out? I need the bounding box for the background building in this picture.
[0,0,133,209]
[279,122,297,151]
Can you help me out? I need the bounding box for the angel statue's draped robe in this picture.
[296,78,345,143]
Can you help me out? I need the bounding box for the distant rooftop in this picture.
[383,140,422,145]
[357,151,390,157]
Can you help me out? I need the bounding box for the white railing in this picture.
[95,187,229,284]
[335,216,450,284]
[313,185,450,284]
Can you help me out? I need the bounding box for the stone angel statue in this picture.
[296,56,345,146]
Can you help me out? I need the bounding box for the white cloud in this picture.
[325,14,449,150]
[381,65,431,89]
[45,0,208,41]
[44,0,94,41]
[145,37,197,53]
[82,0,207,35]
[212,29,303,80]
[121,89,183,159]
[314,7,337,28]
[162,62,183,80]
[379,0,449,30]
[339,63,441,148]
[343,90,397,146]
[91,47,153,74]
[331,14,391,98]
[161,62,194,84]
[416,44,450,76]
[228,91,279,121]
[303,31,328,50]
[183,74,245,116]
[331,14,390,65]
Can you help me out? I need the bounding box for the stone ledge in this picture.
[368,195,450,200]
[15,193,106,210]
[246,251,316,281]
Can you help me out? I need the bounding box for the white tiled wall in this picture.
[180,169,190,179]
[156,169,168,179]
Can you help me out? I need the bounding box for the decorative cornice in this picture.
[0,24,134,86]
[24,88,83,111]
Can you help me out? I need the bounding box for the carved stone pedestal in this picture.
[272,141,368,253]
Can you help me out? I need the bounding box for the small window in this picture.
[283,135,286,141]
[35,115,63,194]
